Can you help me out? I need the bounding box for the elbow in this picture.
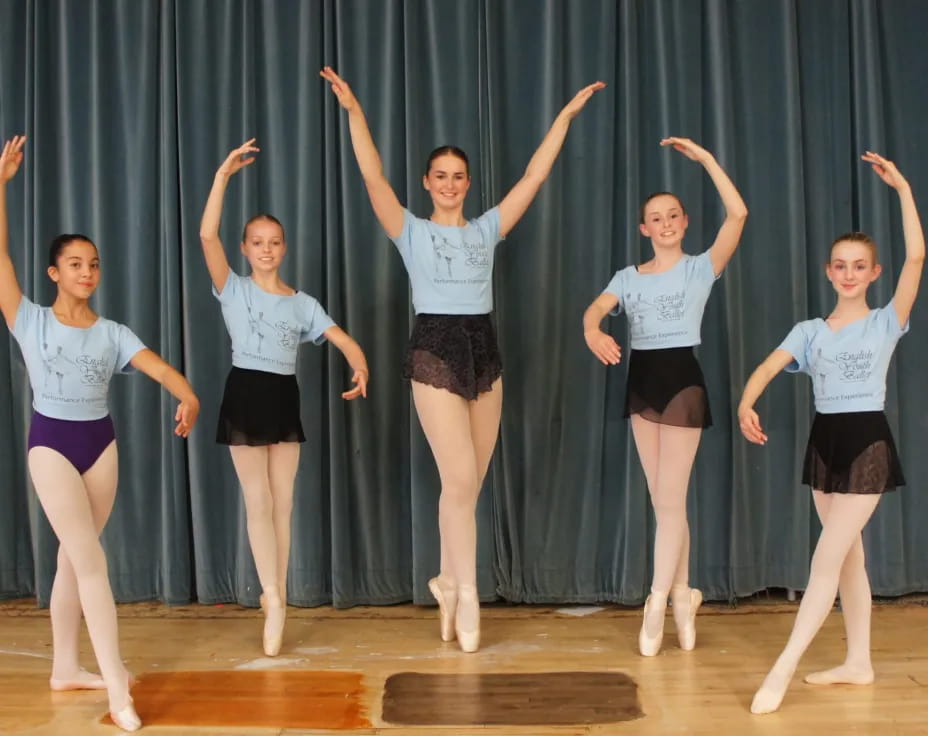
[730,205,748,222]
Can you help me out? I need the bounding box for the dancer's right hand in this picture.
[738,406,767,445]
[217,138,260,178]
[0,136,26,182]
[584,329,621,365]
[320,67,360,112]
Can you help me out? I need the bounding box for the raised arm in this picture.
[582,291,622,366]
[129,349,200,437]
[323,325,370,400]
[0,136,26,330]
[737,348,794,445]
[199,139,259,293]
[662,138,748,276]
[497,82,605,237]
[320,67,405,239]
[862,152,925,327]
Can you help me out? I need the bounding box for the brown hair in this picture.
[829,232,878,264]
[424,145,470,177]
[639,192,686,224]
[242,214,285,243]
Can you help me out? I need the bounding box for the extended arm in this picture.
[129,349,201,437]
[737,348,794,445]
[0,136,26,329]
[582,291,622,365]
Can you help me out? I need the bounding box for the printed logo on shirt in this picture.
[835,349,874,383]
[655,291,685,322]
[429,232,490,283]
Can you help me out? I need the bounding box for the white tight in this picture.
[28,444,130,713]
[229,443,301,601]
[630,415,702,593]
[412,379,502,631]
[752,491,881,713]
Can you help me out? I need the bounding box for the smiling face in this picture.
[638,193,688,249]
[826,239,881,298]
[241,218,287,274]
[423,152,471,212]
[47,239,100,299]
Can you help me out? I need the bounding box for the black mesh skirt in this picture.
[802,411,904,494]
[216,366,306,446]
[623,346,712,428]
[403,313,503,400]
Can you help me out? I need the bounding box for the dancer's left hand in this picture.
[342,369,368,400]
[661,137,713,164]
[174,398,200,437]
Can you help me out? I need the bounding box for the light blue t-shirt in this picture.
[390,207,502,314]
[602,251,718,350]
[213,271,336,375]
[11,296,146,421]
[778,300,908,413]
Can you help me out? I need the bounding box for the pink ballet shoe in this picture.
[455,584,480,653]
[260,592,286,657]
[672,587,703,651]
[49,668,107,691]
[428,576,457,642]
[638,593,666,657]
[110,697,141,732]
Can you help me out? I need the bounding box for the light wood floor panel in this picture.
[0,602,926,735]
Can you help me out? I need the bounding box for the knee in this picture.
[242,486,274,520]
[439,470,480,508]
[68,543,108,581]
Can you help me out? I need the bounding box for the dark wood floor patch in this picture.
[382,671,642,725]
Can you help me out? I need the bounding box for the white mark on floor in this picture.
[234,657,306,670]
[0,648,52,660]
[555,606,606,617]
[293,646,338,655]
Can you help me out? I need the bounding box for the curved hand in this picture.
[660,137,712,164]
[584,329,621,366]
[560,82,607,120]
[862,151,908,191]
[320,67,359,112]
[738,407,767,445]
[174,398,200,438]
[0,136,26,182]
[341,369,368,400]
[217,138,259,178]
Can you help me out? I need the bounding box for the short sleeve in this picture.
[474,207,502,246]
[878,299,909,339]
[113,323,147,373]
[299,294,336,346]
[389,209,416,260]
[689,251,719,284]
[602,270,626,316]
[777,322,811,374]
[212,270,242,304]
[11,295,39,342]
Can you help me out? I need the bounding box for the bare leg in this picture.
[751,493,881,714]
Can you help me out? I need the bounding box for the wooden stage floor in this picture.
[0,599,926,735]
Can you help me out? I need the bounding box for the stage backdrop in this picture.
[1,0,926,607]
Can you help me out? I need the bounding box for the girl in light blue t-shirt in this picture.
[199,141,370,658]
[1,136,200,733]
[739,153,925,715]
[322,65,604,653]
[583,138,748,658]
